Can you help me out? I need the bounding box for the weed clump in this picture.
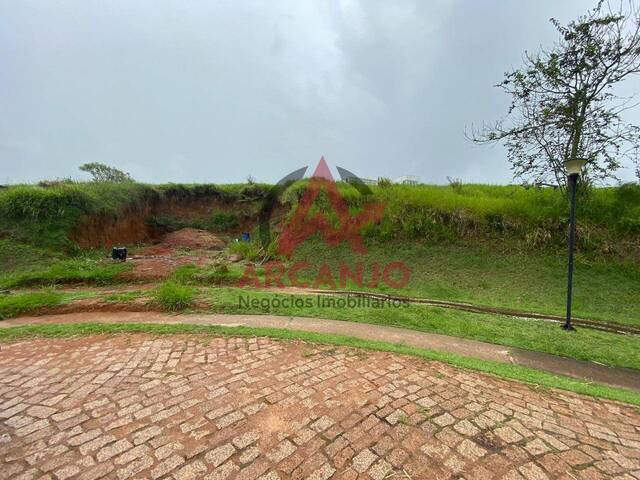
[171,263,239,286]
[152,282,195,311]
[210,212,239,231]
[229,241,261,261]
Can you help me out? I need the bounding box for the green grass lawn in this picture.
[4,238,636,330]
[287,239,640,326]
[207,287,640,371]
[0,251,131,289]
[0,290,64,319]
[0,289,99,319]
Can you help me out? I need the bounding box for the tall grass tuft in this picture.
[152,282,195,311]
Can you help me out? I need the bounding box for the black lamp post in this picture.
[562,158,587,331]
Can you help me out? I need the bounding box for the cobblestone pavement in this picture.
[0,335,639,480]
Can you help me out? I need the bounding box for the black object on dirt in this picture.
[111,247,127,262]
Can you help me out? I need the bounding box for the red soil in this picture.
[120,228,226,281]
[160,228,226,250]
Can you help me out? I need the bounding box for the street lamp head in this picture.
[563,158,588,177]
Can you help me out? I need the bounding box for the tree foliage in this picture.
[472,1,640,187]
[79,162,133,183]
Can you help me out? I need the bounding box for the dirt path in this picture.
[3,311,639,392]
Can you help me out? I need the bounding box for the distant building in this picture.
[394,175,421,185]
[345,177,377,186]
[343,174,420,186]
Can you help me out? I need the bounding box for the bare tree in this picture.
[471,1,640,187]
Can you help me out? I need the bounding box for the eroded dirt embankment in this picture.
[70,191,249,248]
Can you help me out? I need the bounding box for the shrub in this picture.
[152,282,195,311]
[210,212,239,231]
[145,216,187,231]
[239,184,268,200]
[229,241,261,261]
[446,176,464,194]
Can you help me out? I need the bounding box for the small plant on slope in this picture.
[152,282,195,311]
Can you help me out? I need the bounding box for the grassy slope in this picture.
[6,236,635,327]
[281,182,639,325]
[2,181,639,253]
[289,239,640,326]
[283,181,640,243]
[207,287,640,370]
[0,289,99,319]
[0,182,150,251]
[0,291,64,319]
[0,322,637,406]
[0,221,132,290]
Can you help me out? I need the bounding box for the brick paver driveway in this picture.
[0,335,639,480]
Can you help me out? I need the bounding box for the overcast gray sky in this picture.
[1,0,639,185]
